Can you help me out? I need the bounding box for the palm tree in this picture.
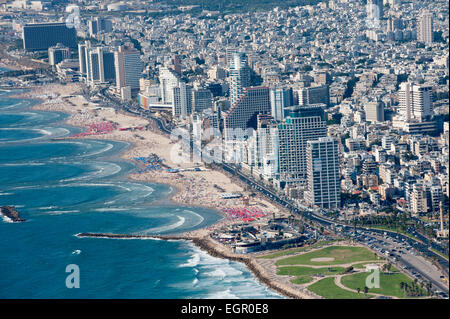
[386,263,392,273]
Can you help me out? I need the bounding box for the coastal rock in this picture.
[1,206,26,222]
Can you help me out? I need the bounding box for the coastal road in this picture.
[219,163,449,296]
[95,88,449,297]
[364,232,448,295]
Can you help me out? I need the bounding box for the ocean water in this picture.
[0,90,282,299]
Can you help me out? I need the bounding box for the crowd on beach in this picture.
[24,83,286,231]
[11,83,319,299]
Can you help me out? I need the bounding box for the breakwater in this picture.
[75,232,311,299]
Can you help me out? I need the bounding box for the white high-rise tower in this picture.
[229,52,251,106]
[398,82,433,122]
[306,137,340,210]
[417,11,433,45]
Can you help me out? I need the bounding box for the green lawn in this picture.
[290,275,314,285]
[340,272,427,298]
[277,266,346,277]
[275,246,376,266]
[258,240,337,259]
[307,277,370,299]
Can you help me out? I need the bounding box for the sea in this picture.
[0,87,282,299]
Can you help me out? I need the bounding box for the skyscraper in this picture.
[296,85,330,107]
[159,66,181,104]
[270,87,294,122]
[86,46,116,85]
[173,82,192,118]
[364,101,384,123]
[224,86,270,140]
[22,22,77,51]
[192,88,213,114]
[229,52,251,106]
[398,82,433,122]
[88,17,113,36]
[248,114,277,179]
[417,11,433,45]
[114,46,142,90]
[306,137,340,210]
[272,106,327,187]
[367,0,384,19]
[48,43,70,66]
[78,41,90,75]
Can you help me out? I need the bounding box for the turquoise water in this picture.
[0,90,282,299]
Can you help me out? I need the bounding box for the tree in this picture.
[363,286,369,294]
[385,263,392,273]
[357,287,361,294]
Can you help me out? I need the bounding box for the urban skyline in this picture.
[0,0,448,303]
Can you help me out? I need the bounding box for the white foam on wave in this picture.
[61,162,122,182]
[118,182,154,199]
[74,233,162,241]
[81,142,114,157]
[205,288,239,299]
[192,278,199,286]
[0,162,45,167]
[183,209,205,227]
[0,127,67,144]
[14,112,44,122]
[36,128,52,136]
[204,269,227,279]
[141,215,186,234]
[179,252,201,268]
[45,210,80,215]
[0,101,21,109]
[94,207,129,212]
[0,192,12,196]
[1,215,14,223]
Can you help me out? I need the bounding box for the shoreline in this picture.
[8,83,312,299]
[75,232,313,299]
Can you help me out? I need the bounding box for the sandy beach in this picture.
[12,82,316,299]
[18,83,287,219]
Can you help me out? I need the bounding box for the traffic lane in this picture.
[399,253,449,293]
[98,91,450,289]
[369,238,448,293]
